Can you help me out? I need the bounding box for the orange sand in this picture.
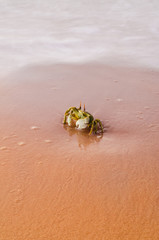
[0,64,159,240]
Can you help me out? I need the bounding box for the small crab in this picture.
[63,103,103,135]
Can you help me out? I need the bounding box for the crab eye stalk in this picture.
[79,102,81,110]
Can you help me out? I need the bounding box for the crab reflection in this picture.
[64,125,103,149]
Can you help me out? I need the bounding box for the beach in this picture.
[0,64,159,239]
[1,0,159,239]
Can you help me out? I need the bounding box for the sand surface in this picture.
[0,64,159,239]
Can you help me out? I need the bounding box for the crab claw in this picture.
[66,115,76,127]
[76,117,89,130]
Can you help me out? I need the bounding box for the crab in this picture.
[63,103,103,135]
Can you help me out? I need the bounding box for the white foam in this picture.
[0,0,159,76]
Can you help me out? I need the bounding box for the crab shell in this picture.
[76,117,90,130]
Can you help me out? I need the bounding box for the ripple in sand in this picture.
[137,111,143,114]
[44,139,52,143]
[144,106,150,110]
[9,189,16,193]
[51,87,59,90]
[2,136,10,140]
[17,142,25,146]
[1,162,6,166]
[30,126,40,130]
[0,146,7,150]
[137,116,143,119]
[116,98,123,102]
[148,124,157,128]
[2,134,17,140]
[37,161,43,165]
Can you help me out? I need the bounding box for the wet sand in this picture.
[0,64,159,239]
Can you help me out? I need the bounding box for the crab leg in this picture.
[63,112,69,124]
[63,107,80,124]
[63,107,73,124]
[94,121,98,134]
[89,120,95,135]
[95,119,104,133]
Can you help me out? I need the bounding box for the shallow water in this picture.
[0,0,159,76]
